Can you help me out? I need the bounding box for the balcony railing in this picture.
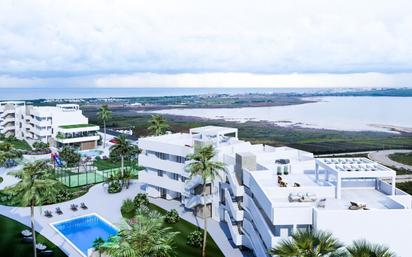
[56,131,98,140]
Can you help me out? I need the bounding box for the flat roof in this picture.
[190,126,238,136]
[316,158,395,178]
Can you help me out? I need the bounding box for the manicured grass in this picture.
[93,158,133,170]
[389,152,412,166]
[59,124,97,129]
[149,203,225,257]
[3,138,32,151]
[0,214,67,257]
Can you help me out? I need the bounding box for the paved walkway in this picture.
[0,166,22,190]
[0,178,246,257]
[368,149,412,171]
[149,197,246,257]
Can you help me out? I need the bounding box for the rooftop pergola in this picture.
[315,158,396,199]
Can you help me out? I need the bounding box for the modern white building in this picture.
[138,126,412,257]
[0,101,99,150]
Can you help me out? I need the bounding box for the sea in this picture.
[0,87,352,100]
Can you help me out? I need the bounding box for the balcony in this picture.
[226,166,244,197]
[243,219,272,257]
[224,188,244,221]
[139,154,187,177]
[183,194,212,209]
[224,210,243,246]
[55,131,99,144]
[139,170,185,193]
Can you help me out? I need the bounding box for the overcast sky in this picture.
[1,0,412,88]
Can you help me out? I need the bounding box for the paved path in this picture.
[368,149,412,171]
[0,179,246,257]
[149,197,246,257]
[0,166,22,190]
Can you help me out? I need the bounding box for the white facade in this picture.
[0,102,99,149]
[138,126,412,257]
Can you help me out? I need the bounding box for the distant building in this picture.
[138,126,412,257]
[0,101,99,150]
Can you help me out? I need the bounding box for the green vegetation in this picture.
[389,152,412,166]
[59,147,80,167]
[0,176,3,184]
[0,137,31,151]
[396,182,412,195]
[149,203,224,257]
[165,209,180,224]
[0,214,67,257]
[59,123,97,129]
[87,112,412,154]
[93,158,133,170]
[186,144,225,257]
[148,114,170,136]
[270,229,395,257]
[120,198,136,219]
[6,161,61,257]
[98,104,112,148]
[102,208,178,257]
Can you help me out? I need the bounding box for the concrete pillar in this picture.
[392,177,396,195]
[336,175,341,199]
[315,163,319,182]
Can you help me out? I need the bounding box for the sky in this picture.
[1,0,412,88]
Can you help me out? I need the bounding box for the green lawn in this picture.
[389,152,412,166]
[149,204,225,257]
[0,214,67,257]
[2,138,32,151]
[93,158,133,170]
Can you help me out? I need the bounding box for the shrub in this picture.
[121,198,136,219]
[59,147,80,167]
[33,141,49,150]
[187,230,203,248]
[0,176,3,184]
[165,209,180,224]
[133,193,149,208]
[108,181,122,194]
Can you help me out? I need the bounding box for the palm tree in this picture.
[346,240,395,257]
[93,237,105,257]
[148,115,170,136]
[109,135,135,179]
[98,104,112,149]
[102,208,178,257]
[269,229,344,257]
[186,144,225,257]
[9,161,60,257]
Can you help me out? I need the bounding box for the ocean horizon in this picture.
[0,87,372,101]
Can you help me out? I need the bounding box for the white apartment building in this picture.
[138,126,412,257]
[0,101,99,150]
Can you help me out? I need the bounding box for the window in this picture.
[171,173,179,180]
[176,156,186,163]
[157,170,164,177]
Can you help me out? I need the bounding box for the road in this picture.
[368,149,412,171]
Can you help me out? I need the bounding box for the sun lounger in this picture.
[55,207,63,215]
[70,204,78,211]
[44,210,53,218]
[80,203,88,209]
[21,229,32,237]
[288,193,301,202]
[349,201,367,210]
[21,236,33,243]
[293,182,301,187]
[39,250,54,256]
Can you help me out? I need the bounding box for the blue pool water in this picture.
[52,214,117,256]
[79,149,103,158]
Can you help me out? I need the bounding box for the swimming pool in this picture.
[79,149,103,158]
[51,214,117,256]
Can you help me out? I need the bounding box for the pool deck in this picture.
[0,179,245,257]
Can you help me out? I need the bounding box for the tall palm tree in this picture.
[98,104,112,149]
[269,229,344,257]
[9,161,60,257]
[102,208,178,257]
[186,144,225,257]
[109,135,135,179]
[148,115,170,136]
[346,240,395,257]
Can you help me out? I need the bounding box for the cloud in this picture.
[0,0,411,87]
